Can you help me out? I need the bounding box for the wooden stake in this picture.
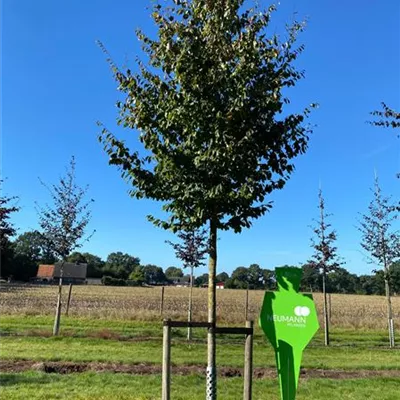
[328,293,332,323]
[243,320,254,400]
[244,289,249,321]
[66,284,73,316]
[53,270,63,336]
[188,266,194,341]
[162,319,171,400]
[160,286,165,316]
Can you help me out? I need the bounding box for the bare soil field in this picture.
[2,360,400,380]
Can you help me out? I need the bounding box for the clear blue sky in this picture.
[2,0,399,277]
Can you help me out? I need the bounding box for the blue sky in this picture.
[2,0,399,277]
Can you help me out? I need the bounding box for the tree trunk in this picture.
[385,278,395,348]
[207,218,217,400]
[322,271,329,346]
[187,266,194,341]
[53,265,64,336]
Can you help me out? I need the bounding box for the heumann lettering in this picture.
[266,315,306,324]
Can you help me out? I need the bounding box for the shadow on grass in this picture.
[0,373,60,387]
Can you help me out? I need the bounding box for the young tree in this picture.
[358,176,400,348]
[36,157,94,335]
[369,103,400,132]
[166,228,208,340]
[308,189,343,346]
[0,180,20,279]
[369,102,400,210]
[99,1,314,394]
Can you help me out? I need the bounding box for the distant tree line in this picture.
[2,232,399,295]
[197,263,400,296]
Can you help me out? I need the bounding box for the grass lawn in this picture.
[1,335,399,370]
[0,315,393,347]
[1,315,399,400]
[1,372,400,400]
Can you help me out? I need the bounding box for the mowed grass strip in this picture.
[1,336,399,370]
[0,315,393,347]
[1,372,399,400]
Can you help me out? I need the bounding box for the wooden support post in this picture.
[66,284,73,316]
[328,293,332,323]
[244,289,249,321]
[160,286,165,316]
[53,267,64,336]
[187,266,194,341]
[162,319,171,400]
[243,320,253,400]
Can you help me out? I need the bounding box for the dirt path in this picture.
[1,360,399,379]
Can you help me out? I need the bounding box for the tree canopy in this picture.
[103,251,141,279]
[165,266,184,278]
[100,0,314,234]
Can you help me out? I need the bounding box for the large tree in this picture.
[389,261,400,295]
[103,251,141,279]
[300,263,320,292]
[308,189,343,346]
[358,176,400,348]
[326,267,359,294]
[14,231,56,264]
[165,266,184,279]
[142,264,167,285]
[0,180,20,278]
[67,251,105,278]
[36,157,94,335]
[99,1,314,395]
[9,231,57,281]
[229,266,249,289]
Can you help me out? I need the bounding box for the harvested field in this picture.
[1,284,399,329]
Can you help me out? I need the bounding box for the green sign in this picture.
[259,267,319,400]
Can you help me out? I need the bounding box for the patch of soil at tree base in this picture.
[1,360,400,379]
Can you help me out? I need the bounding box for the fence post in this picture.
[162,319,171,400]
[160,286,165,316]
[66,284,73,316]
[243,320,253,400]
[244,289,249,321]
